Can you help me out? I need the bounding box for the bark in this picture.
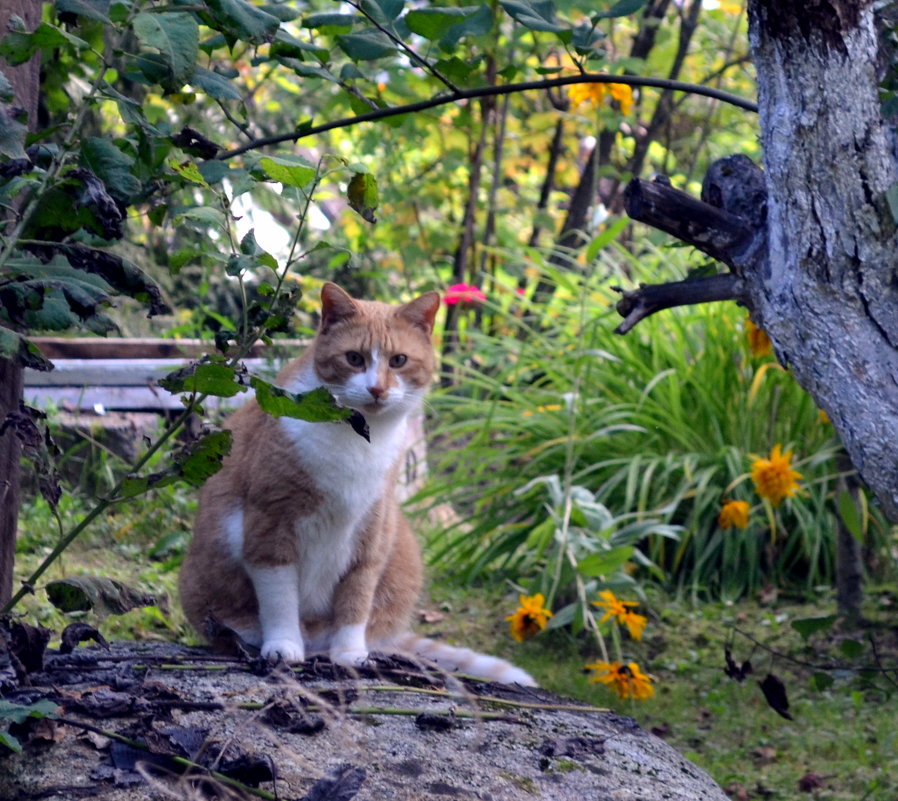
[0,0,42,605]
[745,0,898,520]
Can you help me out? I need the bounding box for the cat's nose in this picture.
[368,385,386,400]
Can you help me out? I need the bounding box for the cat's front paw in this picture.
[330,647,370,668]
[261,638,305,663]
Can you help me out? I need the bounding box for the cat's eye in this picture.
[345,351,365,368]
[389,354,408,368]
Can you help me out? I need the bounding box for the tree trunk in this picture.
[745,1,898,520]
[0,0,43,605]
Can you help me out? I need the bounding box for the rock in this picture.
[0,641,728,801]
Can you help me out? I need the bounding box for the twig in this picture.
[732,626,898,674]
[219,74,757,159]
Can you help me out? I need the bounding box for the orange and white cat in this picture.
[179,283,535,686]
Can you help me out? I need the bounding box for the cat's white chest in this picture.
[278,414,407,615]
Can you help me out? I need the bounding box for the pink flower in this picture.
[444,283,486,306]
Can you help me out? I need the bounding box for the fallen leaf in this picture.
[723,781,750,801]
[798,771,826,792]
[60,622,109,654]
[752,745,777,764]
[758,673,793,720]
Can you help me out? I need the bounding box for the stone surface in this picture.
[0,641,728,801]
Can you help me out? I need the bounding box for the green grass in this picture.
[421,580,898,801]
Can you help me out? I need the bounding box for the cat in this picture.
[179,282,535,686]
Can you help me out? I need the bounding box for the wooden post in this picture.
[1,0,43,605]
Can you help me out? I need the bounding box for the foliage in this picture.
[421,242,892,601]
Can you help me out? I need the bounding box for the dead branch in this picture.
[613,273,745,334]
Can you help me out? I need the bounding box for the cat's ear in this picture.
[398,291,441,336]
[319,283,359,333]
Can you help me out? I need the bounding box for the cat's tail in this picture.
[387,633,537,687]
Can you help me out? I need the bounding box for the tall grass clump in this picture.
[421,241,890,602]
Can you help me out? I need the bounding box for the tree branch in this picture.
[612,273,746,334]
[624,177,756,267]
[219,74,758,160]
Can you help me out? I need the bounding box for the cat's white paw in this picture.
[261,638,305,663]
[330,647,370,668]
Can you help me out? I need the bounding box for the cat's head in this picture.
[312,283,440,418]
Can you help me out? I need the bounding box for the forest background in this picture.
[1,1,897,799]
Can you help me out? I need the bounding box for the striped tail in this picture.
[387,633,537,686]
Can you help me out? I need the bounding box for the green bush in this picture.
[421,242,890,602]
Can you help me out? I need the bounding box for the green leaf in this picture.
[158,361,247,398]
[438,5,493,47]
[0,327,54,371]
[239,228,279,270]
[810,672,834,691]
[173,205,227,229]
[56,0,112,23]
[119,429,233,497]
[347,171,379,224]
[303,12,356,33]
[362,0,405,23]
[0,730,22,753]
[500,1,571,41]
[577,546,635,577]
[205,0,281,44]
[840,639,864,659]
[258,154,317,187]
[791,615,837,641]
[0,102,27,159]
[176,429,233,485]
[170,159,207,187]
[81,137,142,206]
[593,0,646,19]
[837,489,866,542]
[585,217,629,262]
[133,12,199,88]
[251,379,353,423]
[270,29,329,61]
[0,23,88,66]
[190,66,243,101]
[46,576,155,617]
[0,699,59,724]
[405,6,482,40]
[337,29,396,61]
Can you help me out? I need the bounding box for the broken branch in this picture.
[613,274,745,335]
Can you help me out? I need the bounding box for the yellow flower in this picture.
[751,444,802,506]
[567,81,633,115]
[587,660,655,700]
[608,83,633,115]
[521,404,563,418]
[567,81,607,108]
[818,409,830,425]
[592,590,648,641]
[718,499,750,530]
[745,317,772,357]
[505,593,553,642]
